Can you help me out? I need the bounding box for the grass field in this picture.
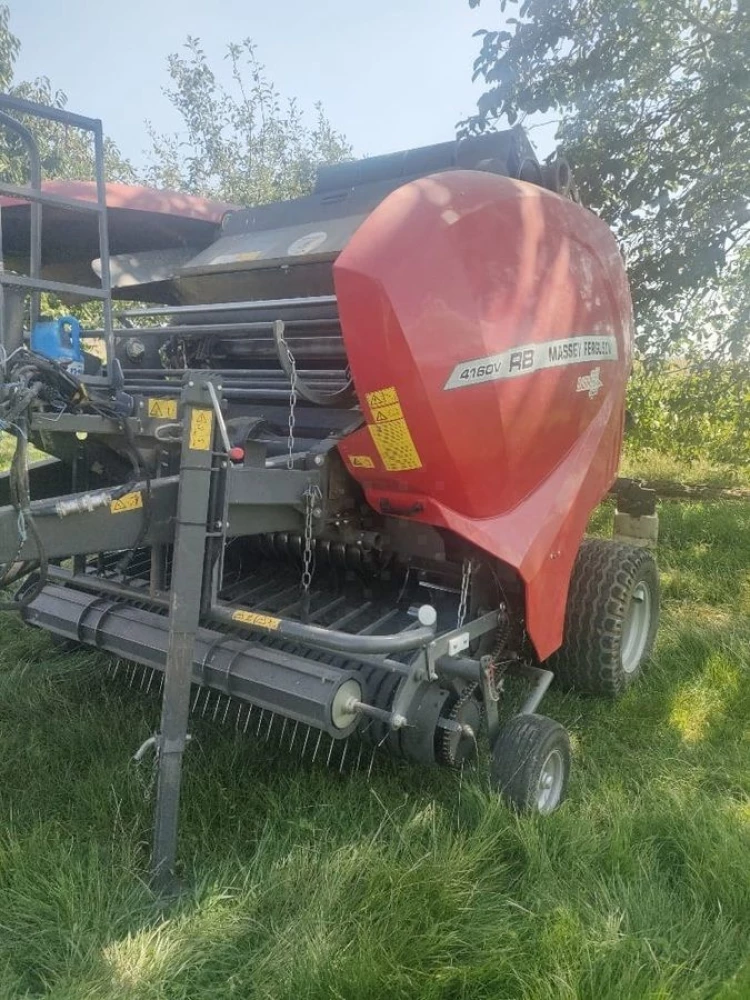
[0,439,749,999]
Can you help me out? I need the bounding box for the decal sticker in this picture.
[349,455,376,469]
[212,250,264,264]
[147,397,177,420]
[232,609,281,631]
[287,231,328,256]
[443,335,618,390]
[365,385,422,471]
[366,386,399,410]
[110,491,143,514]
[368,421,422,471]
[576,367,603,398]
[189,408,214,451]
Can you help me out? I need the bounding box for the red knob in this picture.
[228,446,245,463]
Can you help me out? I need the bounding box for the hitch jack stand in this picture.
[150,375,219,893]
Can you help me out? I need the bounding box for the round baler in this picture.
[0,97,659,883]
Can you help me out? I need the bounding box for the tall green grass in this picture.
[0,450,748,997]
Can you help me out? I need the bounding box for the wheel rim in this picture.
[536,749,564,813]
[621,580,652,674]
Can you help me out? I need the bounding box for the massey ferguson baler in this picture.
[0,96,659,887]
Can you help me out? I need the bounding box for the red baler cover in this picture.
[334,171,632,660]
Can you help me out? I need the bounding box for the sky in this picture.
[8,0,509,170]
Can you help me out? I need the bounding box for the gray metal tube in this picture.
[0,94,101,130]
[92,116,114,388]
[519,667,554,715]
[210,600,436,654]
[116,295,337,320]
[0,110,41,329]
[47,564,169,608]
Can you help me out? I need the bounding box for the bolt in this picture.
[188,380,194,387]
[312,507,322,518]
[314,454,324,466]
[215,520,223,529]
[392,714,407,729]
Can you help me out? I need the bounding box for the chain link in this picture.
[456,558,474,628]
[301,483,322,594]
[278,326,298,470]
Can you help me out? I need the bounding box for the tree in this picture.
[0,5,135,185]
[144,37,352,206]
[466,0,750,359]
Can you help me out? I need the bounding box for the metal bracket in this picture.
[150,374,221,892]
[479,655,501,749]
[426,610,500,681]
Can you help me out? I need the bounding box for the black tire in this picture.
[491,713,570,814]
[550,539,659,697]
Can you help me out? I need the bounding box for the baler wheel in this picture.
[550,539,659,697]
[490,713,570,814]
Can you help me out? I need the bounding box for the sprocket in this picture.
[437,685,482,768]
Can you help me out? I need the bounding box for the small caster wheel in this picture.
[490,713,571,814]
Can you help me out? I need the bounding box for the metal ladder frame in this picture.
[0,94,114,386]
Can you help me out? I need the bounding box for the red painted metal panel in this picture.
[334,171,632,660]
[0,179,235,221]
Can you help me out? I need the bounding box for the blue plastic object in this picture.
[31,315,84,374]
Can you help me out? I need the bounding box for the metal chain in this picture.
[456,557,474,629]
[280,329,298,470]
[301,483,322,594]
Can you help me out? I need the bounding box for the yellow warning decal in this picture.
[364,385,422,472]
[189,408,213,451]
[110,491,143,514]
[147,397,177,420]
[369,421,422,471]
[232,609,281,631]
[349,454,375,469]
[365,386,399,411]
[371,401,404,423]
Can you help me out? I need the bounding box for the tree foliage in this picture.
[0,5,135,185]
[467,0,750,360]
[144,37,352,205]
